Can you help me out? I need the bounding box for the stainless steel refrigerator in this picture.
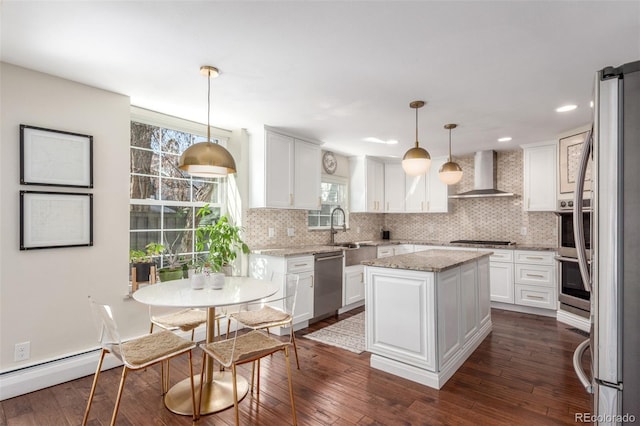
[573,60,640,424]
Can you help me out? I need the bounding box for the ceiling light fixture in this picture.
[498,137,512,142]
[402,100,431,176]
[439,124,463,185]
[556,104,577,113]
[178,66,237,177]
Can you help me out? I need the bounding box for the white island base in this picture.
[364,252,492,389]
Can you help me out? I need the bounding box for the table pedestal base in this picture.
[164,371,249,416]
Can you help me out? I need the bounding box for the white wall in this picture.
[0,64,149,386]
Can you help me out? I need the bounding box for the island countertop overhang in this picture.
[361,249,492,273]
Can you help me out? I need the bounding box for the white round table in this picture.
[133,276,278,416]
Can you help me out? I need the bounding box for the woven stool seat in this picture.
[201,330,288,365]
[112,330,195,368]
[151,308,208,332]
[230,306,290,328]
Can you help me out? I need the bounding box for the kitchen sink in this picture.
[334,242,361,249]
[343,244,377,266]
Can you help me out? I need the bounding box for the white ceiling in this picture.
[2,1,639,159]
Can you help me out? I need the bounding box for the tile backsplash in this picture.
[245,150,558,249]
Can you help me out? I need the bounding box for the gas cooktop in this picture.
[450,240,515,246]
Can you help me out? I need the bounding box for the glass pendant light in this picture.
[438,123,463,185]
[402,100,431,176]
[178,66,237,177]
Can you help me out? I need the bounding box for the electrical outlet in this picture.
[520,227,527,236]
[287,228,295,237]
[14,342,30,362]
[268,227,275,238]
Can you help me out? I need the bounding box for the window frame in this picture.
[129,107,232,268]
[307,174,350,230]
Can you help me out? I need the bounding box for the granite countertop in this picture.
[361,249,492,273]
[249,239,557,258]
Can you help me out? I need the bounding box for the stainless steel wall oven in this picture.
[556,200,591,317]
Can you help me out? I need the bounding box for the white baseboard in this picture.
[491,301,557,318]
[556,309,590,332]
[0,327,208,401]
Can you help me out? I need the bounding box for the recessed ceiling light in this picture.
[497,137,512,142]
[590,100,594,108]
[363,137,398,145]
[556,104,577,112]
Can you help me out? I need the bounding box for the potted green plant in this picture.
[195,205,250,278]
[157,236,188,282]
[129,242,164,283]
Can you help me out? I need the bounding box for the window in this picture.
[129,108,230,268]
[308,175,349,229]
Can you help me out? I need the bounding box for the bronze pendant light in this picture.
[402,100,431,176]
[178,66,237,177]
[438,123,463,185]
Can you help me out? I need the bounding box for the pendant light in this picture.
[402,100,431,176]
[438,123,463,185]
[178,66,237,177]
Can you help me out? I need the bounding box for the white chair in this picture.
[199,310,298,425]
[227,273,301,369]
[83,298,198,425]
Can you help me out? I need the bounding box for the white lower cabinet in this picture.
[376,244,414,258]
[249,254,314,332]
[344,265,365,306]
[513,250,556,310]
[487,249,515,303]
[366,256,491,389]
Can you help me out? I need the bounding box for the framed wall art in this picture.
[20,191,93,250]
[559,130,592,194]
[20,124,93,188]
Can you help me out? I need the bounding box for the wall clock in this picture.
[323,151,337,174]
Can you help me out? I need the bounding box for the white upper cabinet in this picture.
[384,163,405,212]
[294,139,322,209]
[402,156,449,213]
[250,128,321,209]
[426,156,449,212]
[522,141,557,212]
[349,156,385,212]
[264,131,294,208]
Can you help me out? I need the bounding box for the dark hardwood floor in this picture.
[1,308,590,425]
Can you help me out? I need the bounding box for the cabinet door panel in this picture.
[405,174,426,212]
[294,140,321,209]
[295,271,314,323]
[427,157,449,212]
[490,261,514,303]
[384,163,405,212]
[523,143,557,211]
[344,266,365,306]
[461,263,478,343]
[265,132,294,208]
[437,268,461,367]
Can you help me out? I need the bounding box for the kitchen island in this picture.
[362,249,492,389]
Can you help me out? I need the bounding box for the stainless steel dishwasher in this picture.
[312,251,344,322]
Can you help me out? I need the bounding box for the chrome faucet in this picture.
[330,206,346,245]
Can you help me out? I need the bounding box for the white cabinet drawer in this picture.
[514,264,554,287]
[484,249,513,262]
[286,256,314,273]
[515,284,556,310]
[514,251,555,265]
[377,246,394,258]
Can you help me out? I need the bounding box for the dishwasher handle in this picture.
[315,254,344,262]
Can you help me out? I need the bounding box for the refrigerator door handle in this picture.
[572,338,594,394]
[574,127,593,292]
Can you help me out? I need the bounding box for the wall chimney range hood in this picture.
[448,150,515,198]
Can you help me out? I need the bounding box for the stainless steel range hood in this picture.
[448,150,514,198]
